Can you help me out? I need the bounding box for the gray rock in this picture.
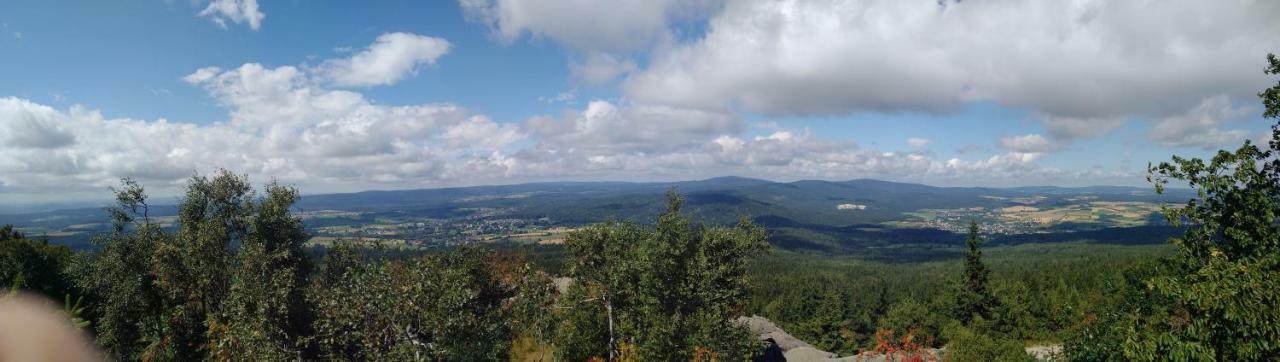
[735,315,828,354]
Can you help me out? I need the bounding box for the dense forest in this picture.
[2,54,1280,361]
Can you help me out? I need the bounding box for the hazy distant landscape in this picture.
[2,177,1192,258]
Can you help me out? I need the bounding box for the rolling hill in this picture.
[0,177,1193,254]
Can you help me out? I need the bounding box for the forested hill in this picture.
[293,177,1187,221]
[1,177,1192,253]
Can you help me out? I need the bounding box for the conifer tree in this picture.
[955,221,996,324]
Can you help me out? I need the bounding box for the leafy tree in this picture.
[74,178,167,360]
[0,225,75,300]
[877,298,941,347]
[1062,260,1172,361]
[945,323,1034,362]
[1120,53,1280,360]
[147,170,255,360]
[561,191,769,361]
[496,252,558,353]
[208,181,315,360]
[954,221,997,324]
[555,282,611,361]
[310,244,517,360]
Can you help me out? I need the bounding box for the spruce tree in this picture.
[955,221,996,324]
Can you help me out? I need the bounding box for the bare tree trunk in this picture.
[605,295,616,361]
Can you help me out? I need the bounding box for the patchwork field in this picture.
[481,227,577,245]
[891,201,1172,234]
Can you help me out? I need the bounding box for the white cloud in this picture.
[198,0,265,31]
[526,100,741,154]
[459,0,715,52]
[441,115,526,150]
[999,134,1060,154]
[907,137,931,147]
[0,94,1137,204]
[0,98,75,149]
[320,32,451,87]
[708,130,849,166]
[570,52,637,85]
[623,0,1280,135]
[1040,114,1127,140]
[1151,95,1254,149]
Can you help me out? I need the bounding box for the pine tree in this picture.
[955,221,996,324]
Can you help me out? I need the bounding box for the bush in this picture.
[944,324,1033,362]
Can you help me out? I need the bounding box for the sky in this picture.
[0,0,1278,206]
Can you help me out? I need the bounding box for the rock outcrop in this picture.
[737,315,1059,362]
[736,315,840,361]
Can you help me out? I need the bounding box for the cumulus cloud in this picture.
[320,32,451,87]
[709,130,848,167]
[0,94,1134,203]
[459,0,717,52]
[182,62,472,160]
[999,134,1060,154]
[623,0,1279,134]
[0,99,75,149]
[198,0,264,30]
[0,37,480,203]
[1040,114,1127,141]
[12,1,1237,204]
[441,115,526,150]
[1151,95,1255,149]
[570,52,638,85]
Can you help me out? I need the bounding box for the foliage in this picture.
[207,181,315,360]
[559,190,769,361]
[746,243,1171,355]
[864,328,939,362]
[1104,53,1280,361]
[944,323,1034,362]
[71,172,549,361]
[1060,260,1172,361]
[73,177,166,360]
[312,244,519,360]
[878,298,942,347]
[0,224,75,301]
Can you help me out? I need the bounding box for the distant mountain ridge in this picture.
[0,177,1193,253]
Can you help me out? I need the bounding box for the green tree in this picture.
[208,181,315,360]
[878,298,941,347]
[310,245,516,360]
[945,323,1035,362]
[555,282,611,361]
[0,225,75,300]
[74,178,167,360]
[78,172,326,361]
[805,289,853,354]
[1122,53,1280,360]
[148,170,254,360]
[561,191,769,361]
[954,221,997,324]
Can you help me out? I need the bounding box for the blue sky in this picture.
[0,0,1277,205]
